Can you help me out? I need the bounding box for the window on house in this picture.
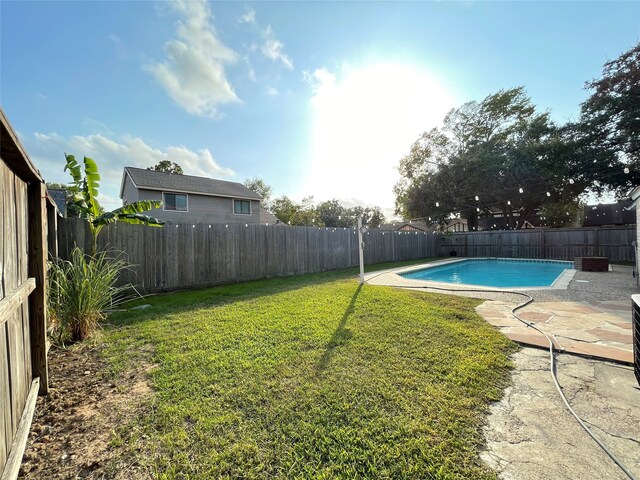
[234,199,251,215]
[163,192,188,211]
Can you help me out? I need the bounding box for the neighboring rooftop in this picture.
[121,167,262,200]
[583,200,635,227]
[379,222,430,232]
[47,188,67,217]
[259,208,281,225]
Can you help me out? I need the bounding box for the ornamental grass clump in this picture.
[48,247,133,344]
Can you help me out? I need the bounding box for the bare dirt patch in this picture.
[19,342,153,479]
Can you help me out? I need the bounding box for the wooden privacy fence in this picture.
[58,218,439,292]
[440,226,635,262]
[1,109,49,480]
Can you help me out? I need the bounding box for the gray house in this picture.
[120,167,263,224]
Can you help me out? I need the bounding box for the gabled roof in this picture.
[120,167,262,201]
[378,222,430,232]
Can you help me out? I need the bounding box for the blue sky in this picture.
[2,1,638,218]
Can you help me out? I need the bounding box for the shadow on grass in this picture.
[315,283,362,374]
[106,258,442,329]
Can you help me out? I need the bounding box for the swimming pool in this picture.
[400,259,574,288]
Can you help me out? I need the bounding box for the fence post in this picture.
[594,228,600,257]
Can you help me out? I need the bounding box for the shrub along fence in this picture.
[439,226,635,262]
[58,218,439,292]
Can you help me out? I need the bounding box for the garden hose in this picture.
[364,275,638,480]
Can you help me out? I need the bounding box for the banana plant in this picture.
[64,153,165,256]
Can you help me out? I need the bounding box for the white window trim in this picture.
[232,198,252,215]
[163,191,189,212]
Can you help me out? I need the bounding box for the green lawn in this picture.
[104,260,516,479]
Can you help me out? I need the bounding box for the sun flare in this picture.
[303,62,456,216]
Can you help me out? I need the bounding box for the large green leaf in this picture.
[83,156,101,218]
[64,153,83,185]
[93,211,165,227]
[94,200,164,228]
[110,200,163,216]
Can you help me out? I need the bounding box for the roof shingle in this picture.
[122,167,262,200]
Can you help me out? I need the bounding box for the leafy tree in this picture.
[316,200,351,227]
[274,197,386,228]
[351,205,385,228]
[271,196,323,226]
[538,200,583,228]
[65,154,165,255]
[575,42,639,195]
[148,160,184,175]
[395,87,593,229]
[244,177,273,209]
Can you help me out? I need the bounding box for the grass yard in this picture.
[103,260,516,479]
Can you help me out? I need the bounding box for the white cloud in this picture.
[30,131,235,207]
[261,25,293,69]
[145,0,239,117]
[266,86,279,96]
[300,63,456,214]
[304,68,337,94]
[239,7,256,24]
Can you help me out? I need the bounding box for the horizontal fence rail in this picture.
[58,219,438,292]
[439,226,635,262]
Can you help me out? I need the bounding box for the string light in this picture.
[624,167,630,174]
[546,192,551,197]
[507,200,511,205]
[435,202,439,207]
[475,195,479,201]
[519,187,524,193]
[569,179,574,184]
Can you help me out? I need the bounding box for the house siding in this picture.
[137,188,261,224]
[122,174,140,205]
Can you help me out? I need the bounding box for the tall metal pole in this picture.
[358,216,365,285]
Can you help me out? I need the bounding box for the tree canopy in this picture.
[244,177,273,208]
[271,196,386,228]
[395,44,638,229]
[395,87,576,229]
[148,160,184,175]
[574,42,639,195]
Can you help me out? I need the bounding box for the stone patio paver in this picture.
[477,300,633,364]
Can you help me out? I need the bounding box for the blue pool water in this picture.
[400,259,573,288]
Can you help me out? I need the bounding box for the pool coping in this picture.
[383,257,577,291]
